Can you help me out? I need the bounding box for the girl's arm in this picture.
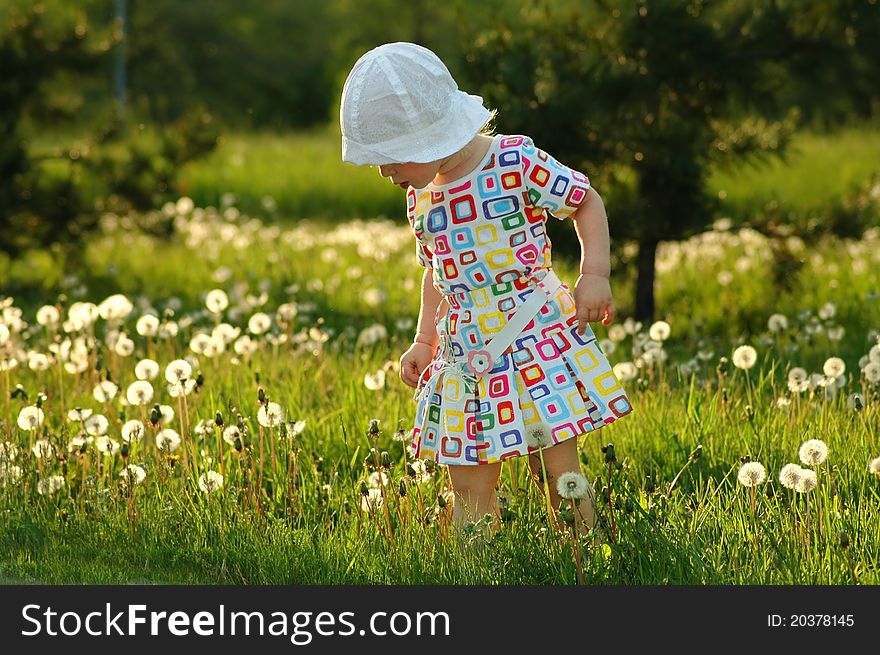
[573,189,611,279]
[571,189,615,331]
[414,268,444,348]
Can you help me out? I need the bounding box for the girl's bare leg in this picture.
[528,436,597,530]
[447,462,502,531]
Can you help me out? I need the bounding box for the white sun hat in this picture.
[340,42,491,166]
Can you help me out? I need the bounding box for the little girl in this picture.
[340,42,634,533]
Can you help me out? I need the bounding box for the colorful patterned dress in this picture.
[408,134,634,466]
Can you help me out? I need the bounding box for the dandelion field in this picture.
[2,201,880,585]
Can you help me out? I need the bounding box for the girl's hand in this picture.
[573,273,615,335]
[399,342,436,388]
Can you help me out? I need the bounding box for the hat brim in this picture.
[342,92,491,166]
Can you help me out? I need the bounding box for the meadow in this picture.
[173,124,880,222]
[1,192,879,584]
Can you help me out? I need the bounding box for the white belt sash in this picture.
[412,269,564,442]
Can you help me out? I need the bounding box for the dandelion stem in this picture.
[536,447,559,531]
[570,504,585,585]
[606,459,617,543]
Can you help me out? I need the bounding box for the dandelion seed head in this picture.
[257,402,284,428]
[524,422,552,448]
[248,312,272,335]
[364,369,386,391]
[120,464,146,486]
[798,439,829,467]
[135,359,160,380]
[732,345,758,370]
[556,471,591,500]
[222,425,242,446]
[156,428,181,453]
[198,470,224,494]
[778,463,802,490]
[17,406,44,431]
[121,419,145,442]
[648,320,671,342]
[767,313,788,333]
[823,357,846,378]
[205,289,229,314]
[136,314,160,337]
[36,305,60,327]
[737,461,767,488]
[795,468,817,493]
[84,414,109,436]
[360,487,384,512]
[126,380,154,406]
[164,359,192,384]
[612,362,638,382]
[37,475,65,496]
[93,380,118,403]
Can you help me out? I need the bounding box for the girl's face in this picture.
[376,161,441,190]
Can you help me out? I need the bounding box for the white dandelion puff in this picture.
[36,305,60,327]
[222,425,242,446]
[767,313,788,333]
[608,324,627,342]
[98,294,134,321]
[863,362,880,385]
[823,357,846,378]
[556,471,591,500]
[27,352,51,371]
[167,379,197,398]
[368,470,391,488]
[612,362,638,382]
[869,456,880,477]
[737,461,767,488]
[136,314,160,337]
[126,380,154,406]
[17,406,44,431]
[795,468,818,493]
[205,289,229,314]
[364,369,386,391]
[121,419,145,442]
[198,471,224,494]
[818,302,836,320]
[778,463,802,490]
[257,402,284,428]
[67,407,93,422]
[155,429,181,453]
[120,464,146,486]
[360,487,384,512]
[164,359,192,385]
[732,345,758,370]
[524,422,552,448]
[93,380,118,403]
[84,414,109,436]
[96,436,120,456]
[248,312,272,335]
[134,358,160,380]
[114,333,135,357]
[798,439,829,467]
[32,438,54,459]
[648,320,671,342]
[37,475,66,496]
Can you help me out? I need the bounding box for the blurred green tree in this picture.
[0,0,218,257]
[463,0,880,321]
[464,0,809,321]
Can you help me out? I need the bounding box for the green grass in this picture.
[177,126,404,220]
[173,123,880,223]
[1,207,879,584]
[708,124,880,219]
